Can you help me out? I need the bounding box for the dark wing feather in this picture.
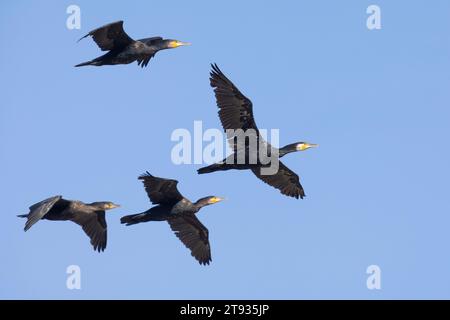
[168,215,211,265]
[252,161,305,199]
[78,20,134,51]
[210,63,258,132]
[23,196,63,231]
[137,54,155,68]
[210,63,267,152]
[138,172,184,205]
[72,211,107,252]
[136,37,161,67]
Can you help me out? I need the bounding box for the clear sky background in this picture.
[1,0,450,299]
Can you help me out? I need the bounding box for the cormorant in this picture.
[18,196,120,252]
[120,172,224,265]
[75,20,190,68]
[197,64,318,199]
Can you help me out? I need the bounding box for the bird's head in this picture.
[279,142,318,157]
[165,39,191,49]
[195,196,225,208]
[295,142,318,151]
[90,201,120,211]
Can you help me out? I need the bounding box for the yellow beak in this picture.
[297,143,318,151]
[172,41,191,48]
[210,197,225,204]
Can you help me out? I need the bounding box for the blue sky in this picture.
[1,0,450,299]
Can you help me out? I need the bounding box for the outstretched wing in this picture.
[210,63,257,131]
[252,161,305,199]
[138,172,184,205]
[210,63,267,152]
[168,215,211,265]
[78,20,134,51]
[23,195,63,231]
[72,211,107,252]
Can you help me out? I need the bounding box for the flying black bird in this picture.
[120,172,224,265]
[18,196,120,252]
[197,64,317,199]
[75,20,190,68]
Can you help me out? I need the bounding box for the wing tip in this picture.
[209,63,237,90]
[292,191,305,199]
[92,240,107,253]
[77,33,90,43]
[210,62,222,78]
[211,61,221,70]
[198,256,212,266]
[138,171,153,180]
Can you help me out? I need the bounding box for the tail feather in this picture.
[197,163,224,174]
[120,213,147,226]
[17,214,28,218]
[74,60,95,67]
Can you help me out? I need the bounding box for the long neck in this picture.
[87,202,106,211]
[279,144,298,158]
[193,199,209,211]
[142,45,160,55]
[155,42,172,52]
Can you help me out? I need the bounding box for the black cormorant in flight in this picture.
[120,172,224,265]
[197,64,317,199]
[75,20,190,68]
[18,196,120,252]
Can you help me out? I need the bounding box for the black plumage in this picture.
[75,20,190,68]
[120,172,223,265]
[197,64,318,199]
[18,196,119,252]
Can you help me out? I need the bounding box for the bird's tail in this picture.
[74,60,97,67]
[120,212,149,226]
[197,163,226,174]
